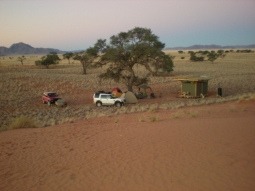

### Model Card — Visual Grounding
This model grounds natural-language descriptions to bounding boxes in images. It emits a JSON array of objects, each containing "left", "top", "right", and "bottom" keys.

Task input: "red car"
[{"left": 42, "top": 92, "right": 60, "bottom": 105}]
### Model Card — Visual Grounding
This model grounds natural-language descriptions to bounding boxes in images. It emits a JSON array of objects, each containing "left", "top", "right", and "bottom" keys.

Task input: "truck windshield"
[{"left": 48, "top": 93, "right": 57, "bottom": 97}]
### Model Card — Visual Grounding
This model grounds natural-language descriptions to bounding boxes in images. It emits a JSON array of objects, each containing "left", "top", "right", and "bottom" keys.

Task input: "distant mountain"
[
  {"left": 0, "top": 42, "right": 66, "bottom": 56},
  {"left": 1, "top": 42, "right": 254, "bottom": 56},
  {"left": 165, "top": 44, "right": 255, "bottom": 50}
]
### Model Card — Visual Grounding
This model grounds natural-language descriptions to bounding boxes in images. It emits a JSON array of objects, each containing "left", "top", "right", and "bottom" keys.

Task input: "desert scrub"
[
  {"left": 229, "top": 105, "right": 236, "bottom": 112},
  {"left": 170, "top": 111, "right": 182, "bottom": 119},
  {"left": 138, "top": 116, "right": 145, "bottom": 122},
  {"left": 147, "top": 105, "right": 157, "bottom": 113},
  {"left": 190, "top": 111, "right": 198, "bottom": 118},
  {"left": 148, "top": 116, "right": 159, "bottom": 122},
  {"left": 239, "top": 106, "right": 247, "bottom": 111},
  {"left": 8, "top": 116, "right": 37, "bottom": 130},
  {"left": 114, "top": 118, "right": 119, "bottom": 123}
]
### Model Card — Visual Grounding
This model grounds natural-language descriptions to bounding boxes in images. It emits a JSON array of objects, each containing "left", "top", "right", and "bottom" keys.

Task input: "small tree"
[
  {"left": 73, "top": 52, "right": 91, "bottom": 74},
  {"left": 63, "top": 52, "right": 74, "bottom": 64},
  {"left": 189, "top": 52, "right": 204, "bottom": 62},
  {"left": 217, "top": 50, "right": 227, "bottom": 59},
  {"left": 17, "top": 55, "right": 26, "bottom": 65},
  {"left": 207, "top": 51, "right": 219, "bottom": 64},
  {"left": 35, "top": 52, "right": 61, "bottom": 68}
]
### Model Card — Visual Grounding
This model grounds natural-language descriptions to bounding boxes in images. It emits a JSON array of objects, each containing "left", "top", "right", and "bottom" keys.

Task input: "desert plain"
[{"left": 0, "top": 50, "right": 255, "bottom": 191}]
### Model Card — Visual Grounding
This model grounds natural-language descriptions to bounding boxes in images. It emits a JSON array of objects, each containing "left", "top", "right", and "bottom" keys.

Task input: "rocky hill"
[{"left": 0, "top": 42, "right": 66, "bottom": 56}]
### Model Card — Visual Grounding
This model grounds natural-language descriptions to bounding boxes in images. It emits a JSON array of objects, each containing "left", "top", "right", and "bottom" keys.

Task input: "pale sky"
[{"left": 1, "top": 0, "right": 255, "bottom": 51}]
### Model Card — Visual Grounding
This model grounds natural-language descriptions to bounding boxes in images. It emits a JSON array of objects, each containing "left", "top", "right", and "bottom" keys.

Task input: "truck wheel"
[
  {"left": 96, "top": 102, "right": 102, "bottom": 107},
  {"left": 115, "top": 102, "right": 121, "bottom": 108}
]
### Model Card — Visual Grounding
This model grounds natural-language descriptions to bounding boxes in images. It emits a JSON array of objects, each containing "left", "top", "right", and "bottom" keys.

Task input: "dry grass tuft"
[
  {"left": 170, "top": 111, "right": 182, "bottom": 119},
  {"left": 148, "top": 116, "right": 159, "bottom": 122},
  {"left": 8, "top": 116, "right": 37, "bottom": 130},
  {"left": 239, "top": 106, "right": 247, "bottom": 111},
  {"left": 229, "top": 105, "right": 236, "bottom": 112},
  {"left": 114, "top": 118, "right": 119, "bottom": 123},
  {"left": 138, "top": 116, "right": 145, "bottom": 122},
  {"left": 190, "top": 111, "right": 198, "bottom": 118}
]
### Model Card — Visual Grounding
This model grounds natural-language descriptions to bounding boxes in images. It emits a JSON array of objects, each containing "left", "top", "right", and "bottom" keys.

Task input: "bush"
[
  {"left": 190, "top": 55, "right": 204, "bottom": 62},
  {"left": 148, "top": 116, "right": 159, "bottom": 122},
  {"left": 8, "top": 116, "right": 37, "bottom": 130}
]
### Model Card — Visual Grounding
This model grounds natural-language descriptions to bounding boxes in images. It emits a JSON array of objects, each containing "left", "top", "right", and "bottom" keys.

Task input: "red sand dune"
[{"left": 0, "top": 100, "right": 255, "bottom": 191}]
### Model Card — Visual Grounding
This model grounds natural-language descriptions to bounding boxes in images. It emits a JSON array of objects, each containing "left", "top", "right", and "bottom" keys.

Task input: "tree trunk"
[
  {"left": 82, "top": 63, "right": 87, "bottom": 74},
  {"left": 127, "top": 69, "right": 135, "bottom": 92}
]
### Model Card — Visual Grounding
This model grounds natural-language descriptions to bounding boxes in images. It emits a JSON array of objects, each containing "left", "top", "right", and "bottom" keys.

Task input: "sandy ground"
[{"left": 0, "top": 100, "right": 255, "bottom": 191}]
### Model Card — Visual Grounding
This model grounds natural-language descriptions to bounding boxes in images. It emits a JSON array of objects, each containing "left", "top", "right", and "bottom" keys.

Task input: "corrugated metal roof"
[{"left": 174, "top": 76, "right": 210, "bottom": 81}]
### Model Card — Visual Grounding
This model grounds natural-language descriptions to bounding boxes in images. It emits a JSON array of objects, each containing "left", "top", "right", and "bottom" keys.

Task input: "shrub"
[
  {"left": 139, "top": 116, "right": 145, "bottom": 122},
  {"left": 229, "top": 106, "right": 236, "bottom": 112},
  {"left": 190, "top": 111, "right": 198, "bottom": 118},
  {"left": 147, "top": 107, "right": 156, "bottom": 113},
  {"left": 8, "top": 116, "right": 37, "bottom": 130},
  {"left": 170, "top": 111, "right": 182, "bottom": 119},
  {"left": 148, "top": 116, "right": 159, "bottom": 122},
  {"left": 114, "top": 118, "right": 119, "bottom": 123}
]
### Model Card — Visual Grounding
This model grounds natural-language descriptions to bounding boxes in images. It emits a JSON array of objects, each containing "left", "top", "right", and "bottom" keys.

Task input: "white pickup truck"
[{"left": 93, "top": 92, "right": 126, "bottom": 107}]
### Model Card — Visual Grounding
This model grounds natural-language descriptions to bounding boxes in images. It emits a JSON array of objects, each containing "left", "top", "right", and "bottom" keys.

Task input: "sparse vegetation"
[
  {"left": 190, "top": 111, "right": 198, "bottom": 118},
  {"left": 0, "top": 50, "right": 254, "bottom": 131},
  {"left": 229, "top": 106, "right": 236, "bottom": 112},
  {"left": 207, "top": 51, "right": 219, "bottom": 64},
  {"left": 8, "top": 116, "right": 37, "bottom": 130},
  {"left": 139, "top": 116, "right": 145, "bottom": 122},
  {"left": 35, "top": 52, "right": 61, "bottom": 68},
  {"left": 147, "top": 104, "right": 158, "bottom": 113},
  {"left": 170, "top": 111, "right": 182, "bottom": 119},
  {"left": 114, "top": 118, "right": 119, "bottom": 123},
  {"left": 148, "top": 116, "right": 159, "bottom": 122},
  {"left": 17, "top": 55, "right": 26, "bottom": 65},
  {"left": 236, "top": 49, "right": 254, "bottom": 53},
  {"left": 240, "top": 106, "right": 247, "bottom": 111}
]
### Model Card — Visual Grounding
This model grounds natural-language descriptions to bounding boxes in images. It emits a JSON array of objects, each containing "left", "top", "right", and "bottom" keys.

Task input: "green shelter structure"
[{"left": 175, "top": 76, "right": 210, "bottom": 98}]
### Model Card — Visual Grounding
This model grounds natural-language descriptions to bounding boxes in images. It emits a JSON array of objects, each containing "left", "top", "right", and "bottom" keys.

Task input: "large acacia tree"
[{"left": 88, "top": 27, "right": 174, "bottom": 92}]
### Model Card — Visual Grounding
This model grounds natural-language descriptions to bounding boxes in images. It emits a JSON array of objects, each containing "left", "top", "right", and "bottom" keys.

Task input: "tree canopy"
[
  {"left": 72, "top": 51, "right": 96, "bottom": 74},
  {"left": 63, "top": 52, "right": 74, "bottom": 64},
  {"left": 35, "top": 52, "right": 61, "bottom": 68},
  {"left": 87, "top": 27, "right": 174, "bottom": 91},
  {"left": 17, "top": 55, "right": 26, "bottom": 65},
  {"left": 207, "top": 51, "right": 219, "bottom": 64}
]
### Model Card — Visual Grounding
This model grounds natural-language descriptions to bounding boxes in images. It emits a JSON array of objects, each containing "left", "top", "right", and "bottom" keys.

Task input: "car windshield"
[{"left": 48, "top": 93, "right": 57, "bottom": 97}]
